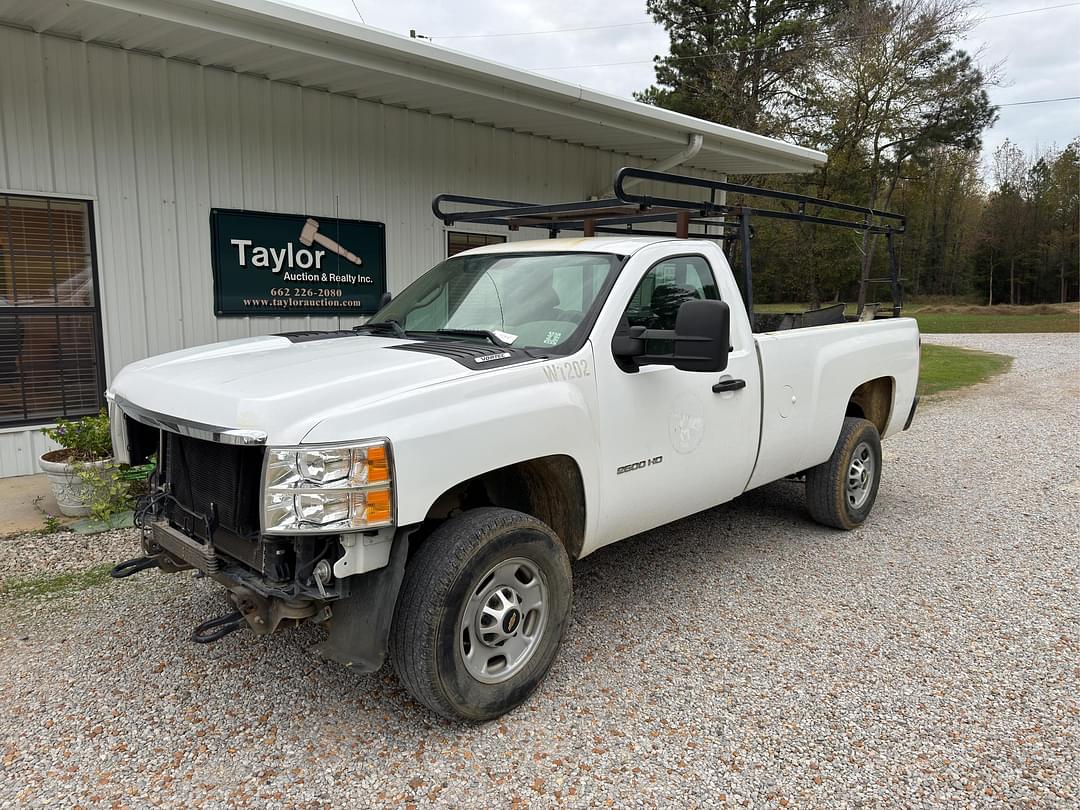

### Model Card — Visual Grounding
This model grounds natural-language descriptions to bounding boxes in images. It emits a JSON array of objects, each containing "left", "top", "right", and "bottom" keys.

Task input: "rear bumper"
[{"left": 903, "top": 395, "right": 919, "bottom": 430}]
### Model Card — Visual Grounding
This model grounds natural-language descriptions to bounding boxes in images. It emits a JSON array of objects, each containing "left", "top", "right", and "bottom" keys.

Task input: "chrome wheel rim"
[
  {"left": 459, "top": 557, "right": 547, "bottom": 684},
  {"left": 846, "top": 441, "right": 875, "bottom": 511}
]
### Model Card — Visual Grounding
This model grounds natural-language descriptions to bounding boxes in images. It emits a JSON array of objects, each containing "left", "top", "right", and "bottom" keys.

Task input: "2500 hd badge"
[{"left": 617, "top": 455, "right": 664, "bottom": 475}]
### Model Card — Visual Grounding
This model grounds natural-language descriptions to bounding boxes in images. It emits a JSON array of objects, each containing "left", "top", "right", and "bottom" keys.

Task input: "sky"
[{"left": 301, "top": 0, "right": 1079, "bottom": 166}]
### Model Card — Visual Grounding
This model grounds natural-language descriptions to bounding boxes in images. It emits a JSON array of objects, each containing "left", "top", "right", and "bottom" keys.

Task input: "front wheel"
[
  {"left": 805, "top": 417, "right": 882, "bottom": 529},
  {"left": 389, "top": 507, "right": 572, "bottom": 721}
]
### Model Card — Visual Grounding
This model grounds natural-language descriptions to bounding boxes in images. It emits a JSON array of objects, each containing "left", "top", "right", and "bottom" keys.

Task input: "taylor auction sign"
[{"left": 210, "top": 209, "right": 386, "bottom": 316}]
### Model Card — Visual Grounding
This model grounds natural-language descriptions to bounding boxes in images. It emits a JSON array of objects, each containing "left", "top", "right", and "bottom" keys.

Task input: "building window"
[
  {"left": 447, "top": 231, "right": 506, "bottom": 257},
  {"left": 0, "top": 194, "right": 105, "bottom": 427}
]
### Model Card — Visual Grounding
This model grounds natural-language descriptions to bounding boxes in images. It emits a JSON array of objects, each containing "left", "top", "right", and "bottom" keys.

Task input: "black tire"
[
  {"left": 805, "top": 417, "right": 882, "bottom": 530},
  {"left": 389, "top": 507, "right": 572, "bottom": 721}
]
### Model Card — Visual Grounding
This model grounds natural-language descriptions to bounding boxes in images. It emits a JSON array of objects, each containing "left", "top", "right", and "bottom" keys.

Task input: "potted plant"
[{"left": 39, "top": 411, "right": 114, "bottom": 517}]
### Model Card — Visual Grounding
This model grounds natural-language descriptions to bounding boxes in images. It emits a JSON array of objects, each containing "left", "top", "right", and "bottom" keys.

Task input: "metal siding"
[
  {"left": 0, "top": 30, "right": 51, "bottom": 190},
  {"left": 86, "top": 44, "right": 150, "bottom": 371},
  {"left": 168, "top": 58, "right": 214, "bottom": 349},
  {"left": 0, "top": 428, "right": 60, "bottom": 477},
  {"left": 41, "top": 38, "right": 97, "bottom": 198},
  {"left": 0, "top": 26, "right": 720, "bottom": 476},
  {"left": 131, "top": 52, "right": 185, "bottom": 357}
]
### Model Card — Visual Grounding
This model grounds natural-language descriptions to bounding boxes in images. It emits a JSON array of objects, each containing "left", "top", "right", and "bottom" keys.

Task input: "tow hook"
[
  {"left": 192, "top": 611, "right": 245, "bottom": 644},
  {"left": 109, "top": 556, "right": 160, "bottom": 579}
]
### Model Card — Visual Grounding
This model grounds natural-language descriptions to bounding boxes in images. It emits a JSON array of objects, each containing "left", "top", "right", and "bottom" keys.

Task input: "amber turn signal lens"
[
  {"left": 364, "top": 487, "right": 392, "bottom": 524},
  {"left": 364, "top": 445, "right": 390, "bottom": 484}
]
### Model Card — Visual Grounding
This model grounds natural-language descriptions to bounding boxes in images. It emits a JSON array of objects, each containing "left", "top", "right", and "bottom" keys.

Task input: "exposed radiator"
[{"left": 164, "top": 432, "right": 263, "bottom": 542}]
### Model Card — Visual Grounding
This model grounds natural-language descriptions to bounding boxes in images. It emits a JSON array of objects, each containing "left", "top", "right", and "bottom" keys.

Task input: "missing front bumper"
[{"left": 142, "top": 520, "right": 318, "bottom": 636}]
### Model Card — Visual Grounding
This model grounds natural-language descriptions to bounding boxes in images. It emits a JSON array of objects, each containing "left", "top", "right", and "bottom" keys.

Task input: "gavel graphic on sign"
[{"left": 299, "top": 217, "right": 363, "bottom": 266}]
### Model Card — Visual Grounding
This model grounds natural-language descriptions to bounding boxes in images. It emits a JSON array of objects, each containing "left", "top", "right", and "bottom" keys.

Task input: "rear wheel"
[
  {"left": 389, "top": 507, "right": 572, "bottom": 721},
  {"left": 806, "top": 417, "right": 882, "bottom": 529}
]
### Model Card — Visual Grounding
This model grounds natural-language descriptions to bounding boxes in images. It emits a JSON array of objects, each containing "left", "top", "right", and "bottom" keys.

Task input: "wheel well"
[
  {"left": 846, "top": 377, "right": 894, "bottom": 435},
  {"left": 422, "top": 455, "right": 587, "bottom": 560}
]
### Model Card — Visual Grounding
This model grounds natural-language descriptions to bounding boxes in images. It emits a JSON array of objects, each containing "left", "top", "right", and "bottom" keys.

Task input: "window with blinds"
[
  {"left": 447, "top": 231, "right": 506, "bottom": 257},
  {"left": 0, "top": 194, "right": 105, "bottom": 427}
]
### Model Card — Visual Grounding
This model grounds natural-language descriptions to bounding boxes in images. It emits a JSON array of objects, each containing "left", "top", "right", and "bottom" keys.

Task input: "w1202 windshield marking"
[{"left": 543, "top": 360, "right": 591, "bottom": 382}]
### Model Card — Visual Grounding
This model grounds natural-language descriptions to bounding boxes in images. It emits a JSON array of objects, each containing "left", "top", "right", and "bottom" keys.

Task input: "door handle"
[{"left": 712, "top": 378, "right": 746, "bottom": 393}]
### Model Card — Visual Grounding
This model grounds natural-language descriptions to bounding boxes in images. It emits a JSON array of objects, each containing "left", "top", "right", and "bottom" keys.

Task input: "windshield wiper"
[
  {"left": 354, "top": 319, "right": 407, "bottom": 338},
  {"left": 434, "top": 329, "right": 512, "bottom": 348}
]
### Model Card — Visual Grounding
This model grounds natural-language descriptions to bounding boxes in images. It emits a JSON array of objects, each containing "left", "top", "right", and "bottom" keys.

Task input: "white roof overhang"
[{"left": 0, "top": 0, "right": 827, "bottom": 175}]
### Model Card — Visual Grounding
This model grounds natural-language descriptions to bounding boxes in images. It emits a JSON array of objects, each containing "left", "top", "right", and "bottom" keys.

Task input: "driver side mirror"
[{"left": 612, "top": 299, "right": 731, "bottom": 373}]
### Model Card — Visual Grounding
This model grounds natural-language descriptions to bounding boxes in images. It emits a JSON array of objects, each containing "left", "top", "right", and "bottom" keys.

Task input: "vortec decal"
[
  {"left": 617, "top": 456, "right": 663, "bottom": 475},
  {"left": 475, "top": 352, "right": 513, "bottom": 363}
]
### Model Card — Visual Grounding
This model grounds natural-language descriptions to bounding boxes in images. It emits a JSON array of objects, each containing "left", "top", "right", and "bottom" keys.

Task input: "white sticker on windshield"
[
  {"left": 493, "top": 330, "right": 518, "bottom": 344},
  {"left": 543, "top": 331, "right": 563, "bottom": 346}
]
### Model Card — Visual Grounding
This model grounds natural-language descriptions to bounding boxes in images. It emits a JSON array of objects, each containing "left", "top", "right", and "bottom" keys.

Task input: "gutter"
[{"left": 595, "top": 133, "right": 703, "bottom": 198}]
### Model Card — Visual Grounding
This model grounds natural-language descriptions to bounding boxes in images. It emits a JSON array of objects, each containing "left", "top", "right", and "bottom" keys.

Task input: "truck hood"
[{"left": 108, "top": 334, "right": 471, "bottom": 444}]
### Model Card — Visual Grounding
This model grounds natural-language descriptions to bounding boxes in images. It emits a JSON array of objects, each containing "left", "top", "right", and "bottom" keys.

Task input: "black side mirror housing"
[
  {"left": 672, "top": 299, "right": 730, "bottom": 372},
  {"left": 610, "top": 326, "right": 646, "bottom": 361},
  {"left": 377, "top": 290, "right": 393, "bottom": 309},
  {"left": 612, "top": 299, "right": 731, "bottom": 373}
]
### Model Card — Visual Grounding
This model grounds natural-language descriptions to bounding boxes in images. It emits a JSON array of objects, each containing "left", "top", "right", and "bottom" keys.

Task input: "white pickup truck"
[{"left": 108, "top": 173, "right": 920, "bottom": 720}]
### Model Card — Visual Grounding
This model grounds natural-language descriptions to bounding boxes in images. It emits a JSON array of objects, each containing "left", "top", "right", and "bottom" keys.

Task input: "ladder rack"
[{"left": 432, "top": 167, "right": 907, "bottom": 322}]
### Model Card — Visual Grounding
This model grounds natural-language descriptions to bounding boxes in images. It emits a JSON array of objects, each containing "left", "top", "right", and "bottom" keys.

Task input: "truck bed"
[
  {"left": 746, "top": 317, "right": 920, "bottom": 490},
  {"left": 754, "top": 303, "right": 848, "bottom": 332}
]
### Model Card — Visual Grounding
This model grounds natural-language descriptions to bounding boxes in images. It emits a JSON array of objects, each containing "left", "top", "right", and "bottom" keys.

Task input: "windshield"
[{"left": 372, "top": 252, "right": 620, "bottom": 351}]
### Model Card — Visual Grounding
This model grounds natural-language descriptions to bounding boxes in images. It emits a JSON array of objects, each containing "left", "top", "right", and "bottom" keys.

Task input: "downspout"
[{"left": 596, "top": 133, "right": 703, "bottom": 198}]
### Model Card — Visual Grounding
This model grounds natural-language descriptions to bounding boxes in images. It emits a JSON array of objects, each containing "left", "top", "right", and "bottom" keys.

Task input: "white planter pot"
[{"left": 38, "top": 453, "right": 114, "bottom": 517}]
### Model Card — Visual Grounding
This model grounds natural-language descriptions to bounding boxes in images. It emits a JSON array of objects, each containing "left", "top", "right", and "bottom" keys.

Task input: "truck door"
[{"left": 590, "top": 250, "right": 761, "bottom": 548}]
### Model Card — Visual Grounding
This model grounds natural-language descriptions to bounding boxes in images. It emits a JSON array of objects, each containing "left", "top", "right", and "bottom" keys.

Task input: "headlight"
[{"left": 262, "top": 440, "right": 394, "bottom": 533}]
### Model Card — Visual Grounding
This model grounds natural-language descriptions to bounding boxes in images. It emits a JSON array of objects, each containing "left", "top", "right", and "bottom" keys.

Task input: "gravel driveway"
[{"left": 2, "top": 333, "right": 1077, "bottom": 808}]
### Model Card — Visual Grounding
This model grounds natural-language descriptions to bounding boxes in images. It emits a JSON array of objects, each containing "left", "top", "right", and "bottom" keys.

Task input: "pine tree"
[{"left": 635, "top": 0, "right": 842, "bottom": 137}]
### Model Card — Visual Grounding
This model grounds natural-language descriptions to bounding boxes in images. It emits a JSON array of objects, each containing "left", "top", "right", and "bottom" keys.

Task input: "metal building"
[{"left": 0, "top": 0, "right": 824, "bottom": 477}]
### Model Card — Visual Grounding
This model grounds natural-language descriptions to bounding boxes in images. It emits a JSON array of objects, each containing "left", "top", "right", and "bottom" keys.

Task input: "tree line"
[{"left": 638, "top": 0, "right": 1079, "bottom": 306}]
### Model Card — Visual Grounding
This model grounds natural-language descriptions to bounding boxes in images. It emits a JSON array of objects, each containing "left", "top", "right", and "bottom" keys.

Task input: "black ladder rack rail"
[
  {"left": 431, "top": 194, "right": 745, "bottom": 238},
  {"left": 614, "top": 168, "right": 907, "bottom": 319},
  {"left": 431, "top": 167, "right": 907, "bottom": 324}
]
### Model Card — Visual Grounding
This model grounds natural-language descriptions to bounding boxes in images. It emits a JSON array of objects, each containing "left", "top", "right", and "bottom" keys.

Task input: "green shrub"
[
  {"left": 42, "top": 411, "right": 112, "bottom": 462},
  {"left": 42, "top": 412, "right": 143, "bottom": 524},
  {"left": 76, "top": 462, "right": 135, "bottom": 525}
]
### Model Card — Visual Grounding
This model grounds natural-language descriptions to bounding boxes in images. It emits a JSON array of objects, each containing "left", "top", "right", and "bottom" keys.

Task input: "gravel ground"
[
  {"left": 1, "top": 333, "right": 1076, "bottom": 808},
  {"left": 0, "top": 527, "right": 139, "bottom": 579}
]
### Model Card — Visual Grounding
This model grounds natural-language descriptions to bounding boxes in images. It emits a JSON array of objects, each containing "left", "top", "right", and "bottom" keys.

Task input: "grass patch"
[
  {"left": 918, "top": 344, "right": 1012, "bottom": 397},
  {"left": 911, "top": 310, "right": 1077, "bottom": 334},
  {"left": 0, "top": 563, "right": 113, "bottom": 599}
]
